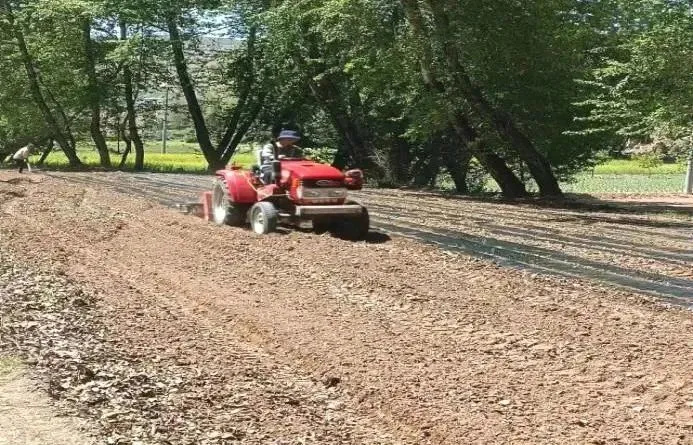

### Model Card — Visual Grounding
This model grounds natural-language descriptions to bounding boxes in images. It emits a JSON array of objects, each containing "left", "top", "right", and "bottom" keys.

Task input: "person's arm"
[{"left": 260, "top": 144, "right": 274, "bottom": 164}]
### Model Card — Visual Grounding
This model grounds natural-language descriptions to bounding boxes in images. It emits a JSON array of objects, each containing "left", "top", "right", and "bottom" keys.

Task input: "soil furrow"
[{"left": 370, "top": 217, "right": 693, "bottom": 307}]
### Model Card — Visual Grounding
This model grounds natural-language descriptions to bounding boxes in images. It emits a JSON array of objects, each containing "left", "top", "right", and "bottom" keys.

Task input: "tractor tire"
[
  {"left": 211, "top": 178, "right": 246, "bottom": 226},
  {"left": 349, "top": 206, "right": 370, "bottom": 240},
  {"left": 313, "top": 220, "right": 332, "bottom": 234},
  {"left": 250, "top": 201, "right": 278, "bottom": 235},
  {"left": 331, "top": 207, "right": 370, "bottom": 240}
]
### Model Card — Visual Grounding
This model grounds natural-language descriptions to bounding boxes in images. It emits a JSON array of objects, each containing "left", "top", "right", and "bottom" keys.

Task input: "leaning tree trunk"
[
  {"left": 167, "top": 15, "right": 220, "bottom": 169},
  {"left": 684, "top": 143, "right": 693, "bottom": 194},
  {"left": 120, "top": 21, "right": 145, "bottom": 170},
  {"left": 449, "top": 113, "right": 528, "bottom": 198},
  {"left": 36, "top": 138, "right": 53, "bottom": 166},
  {"left": 475, "top": 150, "right": 529, "bottom": 198},
  {"left": 1, "top": 0, "right": 81, "bottom": 166},
  {"left": 399, "top": 0, "right": 527, "bottom": 198},
  {"left": 40, "top": 80, "right": 78, "bottom": 150},
  {"left": 305, "top": 76, "right": 381, "bottom": 174},
  {"left": 118, "top": 127, "right": 132, "bottom": 169},
  {"left": 441, "top": 141, "right": 473, "bottom": 194},
  {"left": 422, "top": 0, "right": 563, "bottom": 197},
  {"left": 218, "top": 25, "right": 266, "bottom": 165},
  {"left": 82, "top": 19, "right": 111, "bottom": 168},
  {"left": 219, "top": 96, "right": 265, "bottom": 166}
]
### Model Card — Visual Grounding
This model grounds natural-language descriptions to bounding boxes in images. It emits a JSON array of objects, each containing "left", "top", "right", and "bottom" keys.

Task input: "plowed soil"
[
  {"left": 47, "top": 171, "right": 693, "bottom": 305},
  {"left": 1, "top": 171, "right": 692, "bottom": 444}
]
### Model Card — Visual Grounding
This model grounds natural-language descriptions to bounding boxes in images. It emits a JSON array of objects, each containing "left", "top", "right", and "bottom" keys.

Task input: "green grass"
[
  {"left": 560, "top": 159, "right": 687, "bottom": 193},
  {"left": 452, "top": 159, "right": 689, "bottom": 194},
  {"left": 35, "top": 140, "right": 258, "bottom": 173},
  {"left": 561, "top": 174, "right": 685, "bottom": 194},
  {"left": 478, "top": 174, "right": 685, "bottom": 194},
  {"left": 591, "top": 159, "right": 686, "bottom": 175}
]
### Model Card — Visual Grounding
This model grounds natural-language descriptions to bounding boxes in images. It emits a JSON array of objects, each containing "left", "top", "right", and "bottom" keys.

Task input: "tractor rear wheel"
[
  {"left": 250, "top": 201, "right": 278, "bottom": 234},
  {"left": 212, "top": 178, "right": 246, "bottom": 226},
  {"left": 345, "top": 206, "right": 370, "bottom": 240},
  {"left": 324, "top": 207, "right": 370, "bottom": 240}
]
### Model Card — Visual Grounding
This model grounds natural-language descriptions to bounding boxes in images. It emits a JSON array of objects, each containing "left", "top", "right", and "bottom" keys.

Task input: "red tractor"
[{"left": 208, "top": 143, "right": 369, "bottom": 239}]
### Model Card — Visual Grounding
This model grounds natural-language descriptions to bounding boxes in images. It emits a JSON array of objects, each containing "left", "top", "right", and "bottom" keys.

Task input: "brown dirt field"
[
  {"left": 355, "top": 189, "right": 692, "bottom": 281},
  {"left": 593, "top": 193, "right": 693, "bottom": 209},
  {"left": 0, "top": 358, "right": 93, "bottom": 445},
  {"left": 1, "top": 171, "right": 692, "bottom": 444},
  {"left": 44, "top": 172, "right": 693, "bottom": 302}
]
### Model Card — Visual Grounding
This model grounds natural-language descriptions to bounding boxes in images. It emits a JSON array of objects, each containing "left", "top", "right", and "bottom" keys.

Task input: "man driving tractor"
[{"left": 258, "top": 129, "right": 303, "bottom": 184}]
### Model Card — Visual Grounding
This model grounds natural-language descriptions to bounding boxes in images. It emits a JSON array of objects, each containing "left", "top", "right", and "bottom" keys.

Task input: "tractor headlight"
[
  {"left": 303, "top": 189, "right": 321, "bottom": 198},
  {"left": 328, "top": 189, "right": 347, "bottom": 198},
  {"left": 298, "top": 187, "right": 348, "bottom": 203}
]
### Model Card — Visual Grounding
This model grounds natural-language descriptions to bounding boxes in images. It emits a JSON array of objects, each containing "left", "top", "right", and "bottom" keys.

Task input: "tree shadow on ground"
[{"left": 378, "top": 187, "right": 692, "bottom": 220}]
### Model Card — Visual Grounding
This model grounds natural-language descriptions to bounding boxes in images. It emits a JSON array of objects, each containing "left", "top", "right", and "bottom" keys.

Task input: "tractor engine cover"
[{"left": 281, "top": 160, "right": 345, "bottom": 183}]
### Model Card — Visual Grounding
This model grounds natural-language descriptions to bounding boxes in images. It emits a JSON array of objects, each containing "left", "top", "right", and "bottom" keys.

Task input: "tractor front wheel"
[{"left": 250, "top": 201, "right": 278, "bottom": 235}]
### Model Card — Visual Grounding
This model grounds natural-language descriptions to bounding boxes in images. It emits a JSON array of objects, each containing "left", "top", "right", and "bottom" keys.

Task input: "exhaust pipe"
[
  {"left": 272, "top": 160, "right": 281, "bottom": 185},
  {"left": 270, "top": 140, "right": 282, "bottom": 185}
]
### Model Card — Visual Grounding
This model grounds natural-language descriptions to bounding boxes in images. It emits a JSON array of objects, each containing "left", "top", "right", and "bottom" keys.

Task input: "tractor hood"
[{"left": 282, "top": 160, "right": 345, "bottom": 181}]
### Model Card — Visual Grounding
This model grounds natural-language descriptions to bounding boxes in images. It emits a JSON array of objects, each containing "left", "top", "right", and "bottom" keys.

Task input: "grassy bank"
[
  {"left": 36, "top": 141, "right": 257, "bottom": 173},
  {"left": 591, "top": 159, "right": 686, "bottom": 175},
  {"left": 564, "top": 160, "right": 686, "bottom": 193},
  {"left": 560, "top": 174, "right": 685, "bottom": 194}
]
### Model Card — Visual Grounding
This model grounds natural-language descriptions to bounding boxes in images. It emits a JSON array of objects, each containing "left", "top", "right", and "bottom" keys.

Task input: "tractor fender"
[{"left": 215, "top": 170, "right": 257, "bottom": 204}]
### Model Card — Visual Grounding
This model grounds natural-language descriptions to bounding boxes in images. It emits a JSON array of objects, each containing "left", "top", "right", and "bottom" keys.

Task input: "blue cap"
[{"left": 277, "top": 129, "right": 301, "bottom": 141}]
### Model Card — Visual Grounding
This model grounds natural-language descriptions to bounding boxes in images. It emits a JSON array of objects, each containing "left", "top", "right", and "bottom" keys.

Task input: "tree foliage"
[
  {"left": 574, "top": 0, "right": 692, "bottom": 158},
  {"left": 0, "top": 0, "right": 689, "bottom": 194}
]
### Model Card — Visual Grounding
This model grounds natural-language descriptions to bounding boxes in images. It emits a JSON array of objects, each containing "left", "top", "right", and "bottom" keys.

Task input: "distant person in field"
[
  {"left": 258, "top": 129, "right": 303, "bottom": 183},
  {"left": 11, "top": 143, "right": 36, "bottom": 173}
]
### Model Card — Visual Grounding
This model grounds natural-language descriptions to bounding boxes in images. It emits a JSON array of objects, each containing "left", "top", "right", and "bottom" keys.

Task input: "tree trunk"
[
  {"left": 81, "top": 19, "right": 111, "bottom": 168},
  {"left": 421, "top": 0, "right": 563, "bottom": 197},
  {"left": 219, "top": 95, "right": 265, "bottom": 165},
  {"left": 217, "top": 25, "right": 266, "bottom": 164},
  {"left": 37, "top": 138, "right": 53, "bottom": 166},
  {"left": 167, "top": 15, "right": 219, "bottom": 169},
  {"left": 119, "top": 128, "right": 132, "bottom": 169},
  {"left": 332, "top": 144, "right": 350, "bottom": 170},
  {"left": 305, "top": 76, "right": 382, "bottom": 174},
  {"left": 120, "top": 21, "right": 145, "bottom": 170},
  {"left": 448, "top": 113, "right": 528, "bottom": 198},
  {"left": 412, "top": 149, "right": 441, "bottom": 188},
  {"left": 1, "top": 0, "right": 81, "bottom": 166},
  {"left": 387, "top": 137, "right": 413, "bottom": 184},
  {"left": 684, "top": 147, "right": 693, "bottom": 194},
  {"left": 441, "top": 141, "right": 472, "bottom": 194},
  {"left": 474, "top": 151, "right": 528, "bottom": 198},
  {"left": 291, "top": 29, "right": 381, "bottom": 173},
  {"left": 40, "top": 79, "right": 78, "bottom": 150}
]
